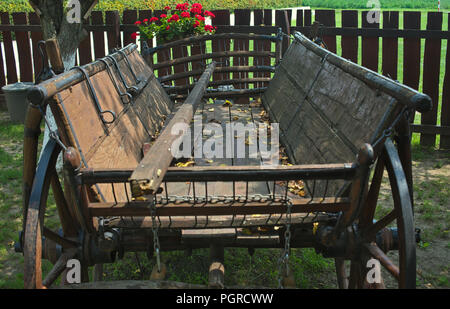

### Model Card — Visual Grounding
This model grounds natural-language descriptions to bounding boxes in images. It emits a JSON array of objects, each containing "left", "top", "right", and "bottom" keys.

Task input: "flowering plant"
[{"left": 132, "top": 3, "right": 216, "bottom": 44}]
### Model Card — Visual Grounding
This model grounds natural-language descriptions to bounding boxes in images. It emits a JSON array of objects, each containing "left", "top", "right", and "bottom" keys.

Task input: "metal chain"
[
  {"left": 277, "top": 199, "right": 292, "bottom": 289},
  {"left": 150, "top": 195, "right": 161, "bottom": 272}
]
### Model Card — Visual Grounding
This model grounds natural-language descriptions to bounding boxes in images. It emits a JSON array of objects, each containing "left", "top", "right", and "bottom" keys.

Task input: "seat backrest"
[{"left": 47, "top": 44, "right": 173, "bottom": 202}]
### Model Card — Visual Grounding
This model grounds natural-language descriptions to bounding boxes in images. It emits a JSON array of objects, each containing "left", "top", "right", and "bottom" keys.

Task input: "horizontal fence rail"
[{"left": 0, "top": 9, "right": 449, "bottom": 149}]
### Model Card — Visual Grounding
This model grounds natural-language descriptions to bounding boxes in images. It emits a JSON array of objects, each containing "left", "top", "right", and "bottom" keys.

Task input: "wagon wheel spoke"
[
  {"left": 364, "top": 209, "right": 397, "bottom": 240},
  {"left": 43, "top": 227, "right": 79, "bottom": 249},
  {"left": 363, "top": 243, "right": 399, "bottom": 280},
  {"left": 42, "top": 249, "right": 77, "bottom": 288}
]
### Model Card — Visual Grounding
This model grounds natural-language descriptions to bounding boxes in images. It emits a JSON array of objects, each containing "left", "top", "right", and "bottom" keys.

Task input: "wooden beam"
[{"left": 130, "top": 62, "right": 216, "bottom": 197}]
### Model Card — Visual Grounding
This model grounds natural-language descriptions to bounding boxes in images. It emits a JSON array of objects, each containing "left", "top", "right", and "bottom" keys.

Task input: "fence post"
[
  {"left": 440, "top": 13, "right": 450, "bottom": 149},
  {"left": 421, "top": 12, "right": 443, "bottom": 147},
  {"left": 105, "top": 11, "right": 120, "bottom": 52}
]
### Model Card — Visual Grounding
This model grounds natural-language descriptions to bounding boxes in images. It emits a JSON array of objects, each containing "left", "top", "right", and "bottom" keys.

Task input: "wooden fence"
[{"left": 0, "top": 9, "right": 449, "bottom": 149}]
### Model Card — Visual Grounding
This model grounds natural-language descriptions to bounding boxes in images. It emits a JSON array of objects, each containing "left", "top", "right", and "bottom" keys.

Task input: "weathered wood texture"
[
  {"left": 49, "top": 45, "right": 173, "bottom": 202},
  {"left": 262, "top": 35, "right": 402, "bottom": 195}
]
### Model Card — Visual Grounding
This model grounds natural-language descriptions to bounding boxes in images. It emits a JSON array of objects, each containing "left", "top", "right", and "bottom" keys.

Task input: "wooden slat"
[
  {"left": 78, "top": 18, "right": 92, "bottom": 65},
  {"left": 211, "top": 10, "right": 230, "bottom": 81},
  {"left": 341, "top": 10, "right": 358, "bottom": 63},
  {"left": 122, "top": 10, "right": 138, "bottom": 46},
  {"left": 275, "top": 10, "right": 291, "bottom": 54},
  {"left": 1, "top": 12, "right": 18, "bottom": 84},
  {"left": 362, "top": 11, "right": 379, "bottom": 72},
  {"left": 105, "top": 11, "right": 121, "bottom": 52},
  {"left": 420, "top": 12, "right": 443, "bottom": 147},
  {"left": 171, "top": 41, "right": 189, "bottom": 87},
  {"left": 296, "top": 9, "right": 304, "bottom": 28},
  {"left": 440, "top": 13, "right": 450, "bottom": 149},
  {"left": 315, "top": 10, "right": 336, "bottom": 53},
  {"left": 403, "top": 11, "right": 421, "bottom": 90},
  {"left": 91, "top": 11, "right": 106, "bottom": 59},
  {"left": 382, "top": 11, "right": 399, "bottom": 80},
  {"left": 0, "top": 22, "right": 6, "bottom": 92},
  {"left": 411, "top": 124, "right": 450, "bottom": 136},
  {"left": 304, "top": 9, "right": 312, "bottom": 27},
  {"left": 234, "top": 9, "right": 251, "bottom": 95},
  {"left": 262, "top": 9, "right": 273, "bottom": 87},
  {"left": 253, "top": 9, "right": 264, "bottom": 88},
  {"left": 138, "top": 10, "right": 153, "bottom": 53},
  {"left": 12, "top": 12, "right": 33, "bottom": 82},
  {"left": 28, "top": 13, "right": 44, "bottom": 81}
]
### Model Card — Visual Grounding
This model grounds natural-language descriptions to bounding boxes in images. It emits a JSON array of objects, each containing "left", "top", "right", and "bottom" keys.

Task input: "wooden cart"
[{"left": 17, "top": 31, "right": 431, "bottom": 289}]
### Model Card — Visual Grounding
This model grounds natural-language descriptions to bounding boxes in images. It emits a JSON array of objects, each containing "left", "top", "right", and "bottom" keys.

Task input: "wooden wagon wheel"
[
  {"left": 22, "top": 107, "right": 87, "bottom": 289},
  {"left": 335, "top": 138, "right": 416, "bottom": 289}
]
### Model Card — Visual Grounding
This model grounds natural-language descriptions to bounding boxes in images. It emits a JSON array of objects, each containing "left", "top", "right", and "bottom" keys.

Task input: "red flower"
[
  {"left": 150, "top": 17, "right": 159, "bottom": 23},
  {"left": 143, "top": 18, "right": 149, "bottom": 23},
  {"left": 190, "top": 7, "right": 202, "bottom": 15},
  {"left": 192, "top": 3, "right": 203, "bottom": 10},
  {"left": 166, "top": 25, "right": 170, "bottom": 30},
  {"left": 131, "top": 32, "right": 139, "bottom": 39},
  {"left": 196, "top": 14, "right": 205, "bottom": 21},
  {"left": 176, "top": 3, "right": 189, "bottom": 11},
  {"left": 204, "top": 11, "right": 215, "bottom": 18},
  {"left": 204, "top": 24, "right": 214, "bottom": 32},
  {"left": 168, "top": 14, "right": 180, "bottom": 22},
  {"left": 134, "top": 20, "right": 141, "bottom": 25},
  {"left": 181, "top": 11, "right": 190, "bottom": 18},
  {"left": 164, "top": 6, "right": 171, "bottom": 10},
  {"left": 193, "top": 20, "right": 200, "bottom": 28},
  {"left": 160, "top": 14, "right": 167, "bottom": 18}
]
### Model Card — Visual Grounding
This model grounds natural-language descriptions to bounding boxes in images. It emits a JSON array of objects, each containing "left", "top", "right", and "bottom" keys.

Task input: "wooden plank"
[
  {"left": 0, "top": 24, "right": 6, "bottom": 92},
  {"left": 341, "top": 10, "right": 358, "bottom": 63},
  {"left": 296, "top": 9, "right": 304, "bottom": 28},
  {"left": 122, "top": 10, "right": 138, "bottom": 46},
  {"left": 105, "top": 11, "right": 121, "bottom": 52},
  {"left": 78, "top": 18, "right": 92, "bottom": 65},
  {"left": 304, "top": 9, "right": 312, "bottom": 27},
  {"left": 29, "top": 13, "right": 44, "bottom": 82},
  {"left": 361, "top": 11, "right": 379, "bottom": 72},
  {"left": 275, "top": 10, "right": 291, "bottom": 54},
  {"left": 440, "top": 13, "right": 450, "bottom": 149},
  {"left": 253, "top": 9, "right": 264, "bottom": 88},
  {"left": 154, "top": 10, "right": 171, "bottom": 81},
  {"left": 382, "top": 11, "right": 399, "bottom": 80},
  {"left": 315, "top": 10, "right": 336, "bottom": 53},
  {"left": 411, "top": 124, "right": 450, "bottom": 136},
  {"left": 13, "top": 12, "right": 34, "bottom": 82},
  {"left": 91, "top": 11, "right": 106, "bottom": 59},
  {"left": 403, "top": 11, "right": 421, "bottom": 90},
  {"left": 171, "top": 42, "right": 189, "bottom": 87},
  {"left": 1, "top": 12, "right": 18, "bottom": 84},
  {"left": 420, "top": 12, "right": 443, "bottom": 147},
  {"left": 234, "top": 9, "right": 251, "bottom": 96},
  {"left": 263, "top": 10, "right": 273, "bottom": 87},
  {"left": 211, "top": 10, "right": 230, "bottom": 81}
]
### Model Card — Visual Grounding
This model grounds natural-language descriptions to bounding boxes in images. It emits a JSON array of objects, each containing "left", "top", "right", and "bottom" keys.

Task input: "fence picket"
[
  {"left": 440, "top": 13, "right": 450, "bottom": 149},
  {"left": 421, "top": 12, "right": 443, "bottom": 147},
  {"left": 1, "top": 12, "right": 18, "bottom": 85},
  {"left": 92, "top": 11, "right": 106, "bottom": 59},
  {"left": 315, "top": 10, "right": 336, "bottom": 53},
  {"left": 362, "top": 11, "right": 379, "bottom": 72},
  {"left": 341, "top": 10, "right": 358, "bottom": 63},
  {"left": 403, "top": 11, "right": 421, "bottom": 90},
  {"left": 382, "top": 11, "right": 399, "bottom": 80}
]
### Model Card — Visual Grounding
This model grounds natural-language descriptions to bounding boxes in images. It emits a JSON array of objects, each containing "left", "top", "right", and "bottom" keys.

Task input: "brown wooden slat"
[
  {"left": 234, "top": 9, "right": 251, "bottom": 95},
  {"left": 315, "top": 10, "right": 336, "bottom": 53},
  {"left": 263, "top": 9, "right": 273, "bottom": 87},
  {"left": 411, "top": 124, "right": 450, "bottom": 136},
  {"left": 296, "top": 9, "right": 304, "bottom": 28},
  {"left": 440, "top": 13, "right": 450, "bottom": 149},
  {"left": 341, "top": 10, "right": 358, "bottom": 63},
  {"left": 304, "top": 9, "right": 312, "bottom": 27},
  {"left": 91, "top": 11, "right": 105, "bottom": 59},
  {"left": 421, "top": 12, "right": 443, "bottom": 147},
  {"left": 78, "top": 18, "right": 92, "bottom": 65},
  {"left": 403, "top": 11, "right": 421, "bottom": 90},
  {"left": 253, "top": 9, "right": 264, "bottom": 88},
  {"left": 211, "top": 10, "right": 230, "bottom": 81},
  {"left": 362, "top": 11, "right": 379, "bottom": 72},
  {"left": 0, "top": 24, "right": 6, "bottom": 92},
  {"left": 122, "top": 10, "right": 138, "bottom": 46},
  {"left": 1, "top": 12, "right": 18, "bottom": 84},
  {"left": 28, "top": 13, "right": 44, "bottom": 82},
  {"left": 12, "top": 13, "right": 33, "bottom": 82},
  {"left": 105, "top": 11, "right": 121, "bottom": 52},
  {"left": 382, "top": 11, "right": 399, "bottom": 80},
  {"left": 171, "top": 41, "right": 189, "bottom": 86},
  {"left": 275, "top": 10, "right": 291, "bottom": 54}
]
